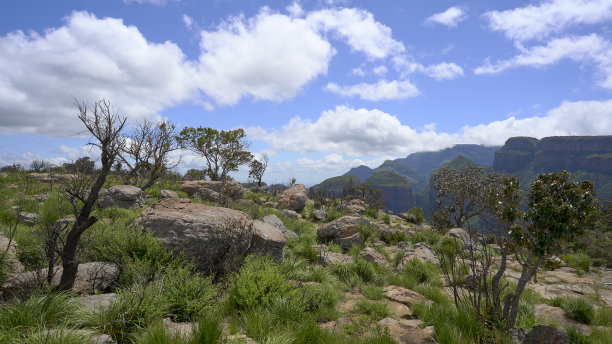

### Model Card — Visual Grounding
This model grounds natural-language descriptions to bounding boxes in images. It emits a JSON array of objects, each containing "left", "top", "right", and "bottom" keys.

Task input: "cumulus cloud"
[
  {"left": 306, "top": 8, "right": 405, "bottom": 59},
  {"left": 182, "top": 14, "right": 194, "bottom": 30},
  {"left": 483, "top": 0, "right": 612, "bottom": 42},
  {"left": 197, "top": 9, "right": 334, "bottom": 106},
  {"left": 425, "top": 6, "right": 467, "bottom": 27},
  {"left": 0, "top": 11, "right": 198, "bottom": 136},
  {"left": 324, "top": 80, "right": 419, "bottom": 100},
  {"left": 123, "top": 0, "right": 175, "bottom": 5},
  {"left": 474, "top": 34, "right": 612, "bottom": 88},
  {"left": 394, "top": 57, "right": 464, "bottom": 81},
  {"left": 250, "top": 99, "right": 612, "bottom": 157}
]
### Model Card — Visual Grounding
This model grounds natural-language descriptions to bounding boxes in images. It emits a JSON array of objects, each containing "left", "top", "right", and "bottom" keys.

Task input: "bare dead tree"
[
  {"left": 119, "top": 119, "right": 181, "bottom": 191},
  {"left": 56, "top": 99, "right": 126, "bottom": 291}
]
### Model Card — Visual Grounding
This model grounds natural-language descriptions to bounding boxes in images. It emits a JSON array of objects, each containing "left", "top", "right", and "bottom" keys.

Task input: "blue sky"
[{"left": 1, "top": 0, "right": 611, "bottom": 185}]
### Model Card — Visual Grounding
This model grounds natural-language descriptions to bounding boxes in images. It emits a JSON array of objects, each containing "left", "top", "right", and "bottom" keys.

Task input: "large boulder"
[
  {"left": 1, "top": 262, "right": 119, "bottom": 298},
  {"left": 523, "top": 325, "right": 570, "bottom": 344},
  {"left": 396, "top": 242, "right": 439, "bottom": 271},
  {"left": 18, "top": 212, "right": 40, "bottom": 226},
  {"left": 179, "top": 180, "right": 245, "bottom": 201},
  {"left": 278, "top": 184, "right": 308, "bottom": 211},
  {"left": 358, "top": 247, "right": 389, "bottom": 266},
  {"left": 136, "top": 198, "right": 285, "bottom": 274},
  {"left": 317, "top": 216, "right": 369, "bottom": 249},
  {"left": 313, "top": 245, "right": 353, "bottom": 266},
  {"left": 0, "top": 233, "right": 24, "bottom": 274},
  {"left": 98, "top": 185, "right": 146, "bottom": 209}
]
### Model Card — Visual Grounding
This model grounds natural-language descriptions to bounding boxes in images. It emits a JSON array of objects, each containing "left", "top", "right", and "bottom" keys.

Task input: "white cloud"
[
  {"left": 286, "top": 2, "right": 304, "bottom": 18},
  {"left": 123, "top": 0, "right": 173, "bottom": 5},
  {"left": 324, "top": 80, "right": 419, "bottom": 101},
  {"left": 393, "top": 57, "right": 464, "bottom": 81},
  {"left": 350, "top": 67, "right": 366, "bottom": 76},
  {"left": 372, "top": 65, "right": 388, "bottom": 76},
  {"left": 474, "top": 34, "right": 612, "bottom": 88},
  {"left": 197, "top": 9, "right": 334, "bottom": 106},
  {"left": 425, "top": 6, "right": 467, "bottom": 27},
  {"left": 250, "top": 99, "right": 612, "bottom": 157},
  {"left": 0, "top": 11, "right": 198, "bottom": 136},
  {"left": 483, "top": 0, "right": 612, "bottom": 42},
  {"left": 306, "top": 8, "right": 405, "bottom": 59},
  {"left": 182, "top": 14, "right": 194, "bottom": 30}
]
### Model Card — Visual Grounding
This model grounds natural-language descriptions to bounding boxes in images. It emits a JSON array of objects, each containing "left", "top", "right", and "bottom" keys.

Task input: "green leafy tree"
[
  {"left": 431, "top": 166, "right": 501, "bottom": 228},
  {"left": 248, "top": 153, "right": 268, "bottom": 187},
  {"left": 176, "top": 127, "right": 252, "bottom": 181}
]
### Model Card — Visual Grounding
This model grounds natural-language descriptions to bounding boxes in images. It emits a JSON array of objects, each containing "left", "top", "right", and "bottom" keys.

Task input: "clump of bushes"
[{"left": 561, "top": 253, "right": 592, "bottom": 274}]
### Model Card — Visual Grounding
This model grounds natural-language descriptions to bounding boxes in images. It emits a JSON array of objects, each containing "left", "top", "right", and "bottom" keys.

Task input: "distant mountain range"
[{"left": 312, "top": 136, "right": 612, "bottom": 214}]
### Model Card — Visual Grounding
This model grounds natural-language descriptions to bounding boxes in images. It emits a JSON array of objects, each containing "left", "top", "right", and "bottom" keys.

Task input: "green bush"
[
  {"left": 300, "top": 283, "right": 340, "bottom": 315},
  {"left": 162, "top": 265, "right": 218, "bottom": 321},
  {"left": 382, "top": 214, "right": 391, "bottom": 225},
  {"left": 190, "top": 312, "right": 223, "bottom": 344},
  {"left": 326, "top": 206, "right": 348, "bottom": 222},
  {"left": 354, "top": 300, "right": 391, "bottom": 321},
  {"left": 22, "top": 328, "right": 92, "bottom": 344},
  {"left": 561, "top": 253, "right": 592, "bottom": 273},
  {"left": 410, "top": 229, "right": 442, "bottom": 247},
  {"left": 361, "top": 284, "right": 384, "bottom": 300},
  {"left": 406, "top": 207, "right": 424, "bottom": 225},
  {"left": 365, "top": 208, "right": 378, "bottom": 219},
  {"left": 227, "top": 255, "right": 292, "bottom": 310},
  {"left": 400, "top": 258, "right": 440, "bottom": 285}
]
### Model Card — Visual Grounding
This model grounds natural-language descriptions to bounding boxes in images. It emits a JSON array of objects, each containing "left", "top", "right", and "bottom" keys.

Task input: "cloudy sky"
[{"left": 1, "top": 0, "right": 611, "bottom": 185}]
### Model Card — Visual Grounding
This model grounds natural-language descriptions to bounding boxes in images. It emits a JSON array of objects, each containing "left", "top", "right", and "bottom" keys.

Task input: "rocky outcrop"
[
  {"left": 317, "top": 216, "right": 369, "bottom": 249},
  {"left": 278, "top": 184, "right": 308, "bottom": 211},
  {"left": 313, "top": 245, "right": 353, "bottom": 266},
  {"left": 358, "top": 247, "right": 389, "bottom": 266},
  {"left": 98, "top": 185, "right": 146, "bottom": 209},
  {"left": 179, "top": 180, "right": 245, "bottom": 202},
  {"left": 160, "top": 189, "right": 179, "bottom": 199},
  {"left": 18, "top": 212, "right": 40, "bottom": 225},
  {"left": 136, "top": 198, "right": 285, "bottom": 274},
  {"left": 27, "top": 173, "right": 75, "bottom": 183},
  {"left": 523, "top": 325, "right": 570, "bottom": 344},
  {"left": 494, "top": 136, "right": 612, "bottom": 174},
  {"left": 396, "top": 242, "right": 439, "bottom": 270},
  {"left": 1, "top": 262, "right": 119, "bottom": 297}
]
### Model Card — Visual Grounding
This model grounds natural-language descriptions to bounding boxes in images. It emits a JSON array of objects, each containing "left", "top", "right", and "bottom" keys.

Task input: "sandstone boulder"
[
  {"left": 18, "top": 212, "right": 39, "bottom": 225},
  {"left": 98, "top": 185, "right": 145, "bottom": 209},
  {"left": 263, "top": 214, "right": 297, "bottom": 239},
  {"left": 383, "top": 285, "right": 426, "bottom": 306},
  {"left": 278, "top": 184, "right": 308, "bottom": 211},
  {"left": 250, "top": 220, "right": 286, "bottom": 262},
  {"left": 1, "top": 262, "right": 119, "bottom": 298},
  {"left": 179, "top": 180, "right": 245, "bottom": 201},
  {"left": 311, "top": 209, "right": 327, "bottom": 222},
  {"left": 358, "top": 247, "right": 389, "bottom": 266},
  {"left": 313, "top": 245, "right": 353, "bottom": 266},
  {"left": 137, "top": 198, "right": 285, "bottom": 274},
  {"left": 280, "top": 209, "right": 300, "bottom": 218},
  {"left": 396, "top": 242, "right": 439, "bottom": 271},
  {"left": 523, "top": 325, "right": 570, "bottom": 344},
  {"left": 317, "top": 216, "right": 369, "bottom": 249},
  {"left": 160, "top": 189, "right": 179, "bottom": 199},
  {"left": 0, "top": 233, "right": 24, "bottom": 274}
]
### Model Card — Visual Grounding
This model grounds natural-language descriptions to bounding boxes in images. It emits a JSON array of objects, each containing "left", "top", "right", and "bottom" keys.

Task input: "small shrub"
[
  {"left": 594, "top": 306, "right": 612, "bottom": 326},
  {"left": 162, "top": 265, "right": 218, "bottom": 321},
  {"left": 410, "top": 229, "right": 442, "bottom": 247},
  {"left": 22, "top": 328, "right": 92, "bottom": 344},
  {"left": 561, "top": 297, "right": 595, "bottom": 324},
  {"left": 356, "top": 223, "right": 379, "bottom": 244},
  {"left": 227, "top": 255, "right": 292, "bottom": 310},
  {"left": 382, "top": 214, "right": 391, "bottom": 225},
  {"left": 365, "top": 208, "right": 378, "bottom": 219},
  {"left": 400, "top": 258, "right": 440, "bottom": 285},
  {"left": 191, "top": 312, "right": 223, "bottom": 344},
  {"left": 361, "top": 284, "right": 384, "bottom": 300},
  {"left": 269, "top": 296, "right": 304, "bottom": 323},
  {"left": 354, "top": 300, "right": 391, "bottom": 321},
  {"left": 561, "top": 253, "right": 592, "bottom": 273},
  {"left": 406, "top": 207, "right": 424, "bottom": 224},
  {"left": 326, "top": 206, "right": 346, "bottom": 222},
  {"left": 300, "top": 283, "right": 340, "bottom": 315}
]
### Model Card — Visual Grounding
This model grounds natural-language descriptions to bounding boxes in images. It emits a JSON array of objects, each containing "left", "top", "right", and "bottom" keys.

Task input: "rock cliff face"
[{"left": 494, "top": 136, "right": 612, "bottom": 174}]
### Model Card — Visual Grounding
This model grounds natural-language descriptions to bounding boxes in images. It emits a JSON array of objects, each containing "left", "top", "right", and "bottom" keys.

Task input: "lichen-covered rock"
[
  {"left": 396, "top": 242, "right": 439, "bottom": 271},
  {"left": 18, "top": 212, "right": 39, "bottom": 226},
  {"left": 383, "top": 285, "right": 426, "bottom": 306},
  {"left": 523, "top": 325, "right": 570, "bottom": 344},
  {"left": 280, "top": 209, "right": 300, "bottom": 218},
  {"left": 98, "top": 185, "right": 145, "bottom": 209},
  {"left": 278, "top": 184, "right": 308, "bottom": 211},
  {"left": 311, "top": 209, "right": 327, "bottom": 222},
  {"left": 313, "top": 245, "right": 353, "bottom": 266}
]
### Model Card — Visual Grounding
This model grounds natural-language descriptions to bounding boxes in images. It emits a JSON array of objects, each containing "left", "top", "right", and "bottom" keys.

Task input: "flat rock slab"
[
  {"left": 383, "top": 285, "right": 426, "bottom": 306},
  {"left": 530, "top": 283, "right": 596, "bottom": 300},
  {"left": 76, "top": 293, "right": 117, "bottom": 314},
  {"left": 376, "top": 317, "right": 428, "bottom": 344},
  {"left": 534, "top": 304, "right": 591, "bottom": 335}
]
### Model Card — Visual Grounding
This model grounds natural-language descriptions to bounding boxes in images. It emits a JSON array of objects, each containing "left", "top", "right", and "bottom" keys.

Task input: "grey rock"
[
  {"left": 358, "top": 247, "right": 389, "bottom": 266},
  {"left": 18, "top": 212, "right": 39, "bottom": 225},
  {"left": 317, "top": 216, "right": 370, "bottom": 244},
  {"left": 313, "top": 245, "right": 353, "bottom": 266},
  {"left": 312, "top": 209, "right": 327, "bottom": 222},
  {"left": 179, "top": 180, "right": 245, "bottom": 201},
  {"left": 523, "top": 325, "right": 570, "bottom": 344},
  {"left": 280, "top": 209, "right": 300, "bottom": 218},
  {"left": 396, "top": 242, "right": 439, "bottom": 271},
  {"left": 250, "top": 220, "right": 286, "bottom": 262},
  {"left": 98, "top": 185, "right": 145, "bottom": 209},
  {"left": 263, "top": 214, "right": 297, "bottom": 238},
  {"left": 76, "top": 293, "right": 117, "bottom": 314}
]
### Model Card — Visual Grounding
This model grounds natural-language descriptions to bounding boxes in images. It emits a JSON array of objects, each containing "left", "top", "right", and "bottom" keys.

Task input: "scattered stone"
[
  {"left": 162, "top": 318, "right": 195, "bottom": 338},
  {"left": 278, "top": 184, "right": 308, "bottom": 211},
  {"left": 312, "top": 209, "right": 327, "bottom": 222},
  {"left": 398, "top": 212, "right": 418, "bottom": 223},
  {"left": 313, "top": 245, "right": 353, "bottom": 266},
  {"left": 18, "top": 212, "right": 39, "bottom": 225},
  {"left": 383, "top": 285, "right": 426, "bottom": 306},
  {"left": 358, "top": 247, "right": 389, "bottom": 266},
  {"left": 385, "top": 300, "right": 414, "bottom": 319},
  {"left": 523, "top": 325, "right": 570, "bottom": 344},
  {"left": 263, "top": 214, "right": 297, "bottom": 239},
  {"left": 280, "top": 209, "right": 300, "bottom": 219},
  {"left": 378, "top": 317, "right": 428, "bottom": 344},
  {"left": 76, "top": 293, "right": 117, "bottom": 314},
  {"left": 27, "top": 173, "right": 75, "bottom": 183},
  {"left": 263, "top": 201, "right": 279, "bottom": 208},
  {"left": 160, "top": 189, "right": 179, "bottom": 199},
  {"left": 319, "top": 321, "right": 337, "bottom": 332},
  {"left": 396, "top": 242, "right": 439, "bottom": 270},
  {"left": 98, "top": 185, "right": 146, "bottom": 209},
  {"left": 33, "top": 193, "right": 47, "bottom": 202},
  {"left": 2, "top": 262, "right": 119, "bottom": 298},
  {"left": 236, "top": 199, "right": 256, "bottom": 207},
  {"left": 422, "top": 326, "right": 436, "bottom": 341},
  {"left": 317, "top": 216, "right": 369, "bottom": 249}
]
